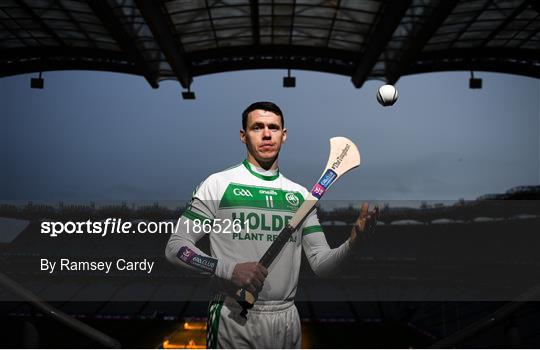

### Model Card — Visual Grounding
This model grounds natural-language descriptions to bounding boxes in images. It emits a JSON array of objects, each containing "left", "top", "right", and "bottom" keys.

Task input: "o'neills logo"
[
  {"left": 332, "top": 144, "right": 350, "bottom": 170},
  {"left": 259, "top": 189, "right": 278, "bottom": 196}
]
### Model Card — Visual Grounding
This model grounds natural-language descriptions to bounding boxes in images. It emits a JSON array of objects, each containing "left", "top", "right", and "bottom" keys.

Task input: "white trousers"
[{"left": 207, "top": 296, "right": 301, "bottom": 349}]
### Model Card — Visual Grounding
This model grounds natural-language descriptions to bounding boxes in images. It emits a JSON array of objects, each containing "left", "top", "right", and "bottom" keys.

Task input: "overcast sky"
[{"left": 1, "top": 69, "right": 539, "bottom": 204}]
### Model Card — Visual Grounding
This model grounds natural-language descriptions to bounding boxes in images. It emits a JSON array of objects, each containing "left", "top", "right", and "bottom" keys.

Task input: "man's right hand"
[{"left": 231, "top": 262, "right": 268, "bottom": 295}]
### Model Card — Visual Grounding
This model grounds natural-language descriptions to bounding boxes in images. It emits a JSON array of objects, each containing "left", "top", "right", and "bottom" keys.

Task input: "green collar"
[{"left": 242, "top": 159, "right": 280, "bottom": 181}]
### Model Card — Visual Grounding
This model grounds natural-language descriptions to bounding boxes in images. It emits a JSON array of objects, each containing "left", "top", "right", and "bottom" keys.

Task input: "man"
[{"left": 165, "top": 101, "right": 378, "bottom": 348}]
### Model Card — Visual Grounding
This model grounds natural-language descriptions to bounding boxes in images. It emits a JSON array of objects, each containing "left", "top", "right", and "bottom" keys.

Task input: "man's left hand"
[{"left": 349, "top": 202, "right": 379, "bottom": 249}]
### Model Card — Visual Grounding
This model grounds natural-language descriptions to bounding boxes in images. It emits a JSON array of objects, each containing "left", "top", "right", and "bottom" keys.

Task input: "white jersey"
[{"left": 166, "top": 159, "right": 351, "bottom": 302}]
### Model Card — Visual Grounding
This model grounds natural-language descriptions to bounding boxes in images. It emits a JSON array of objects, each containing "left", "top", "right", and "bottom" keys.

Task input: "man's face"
[{"left": 240, "top": 109, "right": 287, "bottom": 165}]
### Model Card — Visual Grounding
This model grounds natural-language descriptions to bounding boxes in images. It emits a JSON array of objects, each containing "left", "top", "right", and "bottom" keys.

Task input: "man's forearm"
[
  {"left": 303, "top": 232, "right": 352, "bottom": 277},
  {"left": 164, "top": 216, "right": 235, "bottom": 280}
]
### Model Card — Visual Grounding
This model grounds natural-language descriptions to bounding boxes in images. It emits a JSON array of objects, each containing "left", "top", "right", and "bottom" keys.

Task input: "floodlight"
[
  {"left": 283, "top": 69, "right": 296, "bottom": 88},
  {"left": 182, "top": 85, "right": 196, "bottom": 99},
  {"left": 469, "top": 71, "right": 482, "bottom": 89},
  {"left": 31, "top": 72, "right": 44, "bottom": 89}
]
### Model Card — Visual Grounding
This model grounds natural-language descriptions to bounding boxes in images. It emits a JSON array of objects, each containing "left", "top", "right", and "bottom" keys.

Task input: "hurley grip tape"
[{"left": 260, "top": 224, "right": 296, "bottom": 268}]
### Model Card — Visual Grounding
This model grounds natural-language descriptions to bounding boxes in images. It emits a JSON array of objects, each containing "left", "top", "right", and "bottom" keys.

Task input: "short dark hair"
[{"left": 242, "top": 101, "right": 284, "bottom": 130}]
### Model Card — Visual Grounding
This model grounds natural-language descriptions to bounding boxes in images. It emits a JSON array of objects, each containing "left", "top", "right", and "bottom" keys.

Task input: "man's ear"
[
  {"left": 240, "top": 129, "right": 246, "bottom": 144},
  {"left": 281, "top": 128, "right": 287, "bottom": 143}
]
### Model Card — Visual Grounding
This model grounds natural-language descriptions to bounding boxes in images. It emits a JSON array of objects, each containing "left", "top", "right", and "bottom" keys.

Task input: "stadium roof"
[{"left": 1, "top": 0, "right": 539, "bottom": 89}]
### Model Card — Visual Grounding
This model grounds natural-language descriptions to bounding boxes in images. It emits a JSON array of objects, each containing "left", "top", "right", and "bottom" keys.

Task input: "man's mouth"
[{"left": 260, "top": 143, "right": 274, "bottom": 150}]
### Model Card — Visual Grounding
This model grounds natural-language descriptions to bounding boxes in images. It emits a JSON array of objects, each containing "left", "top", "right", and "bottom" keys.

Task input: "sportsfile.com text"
[{"left": 40, "top": 218, "right": 249, "bottom": 238}]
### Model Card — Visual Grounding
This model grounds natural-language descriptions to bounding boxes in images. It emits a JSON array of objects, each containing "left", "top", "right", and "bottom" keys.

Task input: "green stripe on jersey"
[
  {"left": 219, "top": 183, "right": 304, "bottom": 212},
  {"left": 243, "top": 159, "right": 280, "bottom": 181},
  {"left": 302, "top": 225, "right": 323, "bottom": 236},
  {"left": 182, "top": 209, "right": 213, "bottom": 224}
]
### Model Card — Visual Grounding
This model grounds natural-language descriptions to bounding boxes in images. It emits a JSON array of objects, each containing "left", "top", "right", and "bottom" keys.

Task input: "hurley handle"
[
  {"left": 235, "top": 201, "right": 317, "bottom": 312},
  {"left": 234, "top": 224, "right": 296, "bottom": 311}
]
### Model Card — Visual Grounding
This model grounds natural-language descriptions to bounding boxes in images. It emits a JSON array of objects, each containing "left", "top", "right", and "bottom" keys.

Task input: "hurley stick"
[{"left": 236, "top": 137, "right": 361, "bottom": 315}]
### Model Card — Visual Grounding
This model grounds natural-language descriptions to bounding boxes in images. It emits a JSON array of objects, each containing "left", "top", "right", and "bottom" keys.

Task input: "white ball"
[{"left": 376, "top": 84, "right": 398, "bottom": 107}]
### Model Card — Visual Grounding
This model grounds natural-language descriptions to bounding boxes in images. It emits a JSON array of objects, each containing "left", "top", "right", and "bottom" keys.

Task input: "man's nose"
[{"left": 262, "top": 127, "right": 272, "bottom": 138}]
